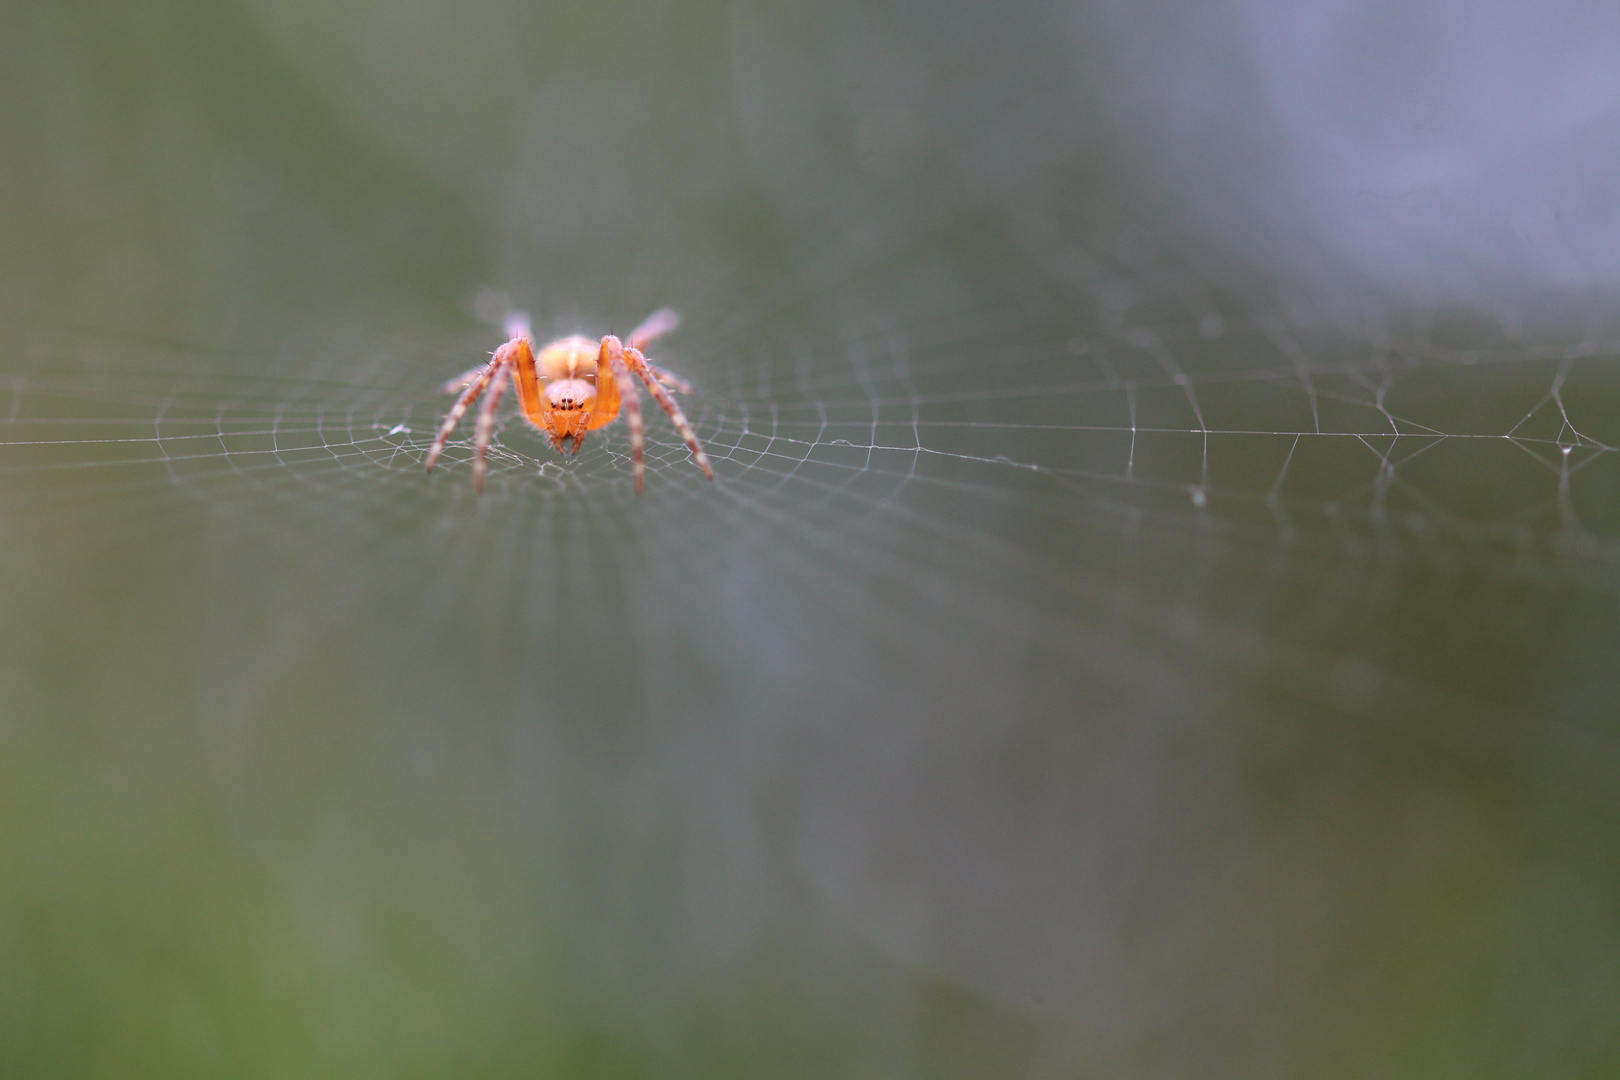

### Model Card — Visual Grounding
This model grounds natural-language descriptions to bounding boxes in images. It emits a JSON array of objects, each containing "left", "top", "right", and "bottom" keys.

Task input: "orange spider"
[{"left": 424, "top": 308, "right": 715, "bottom": 493}]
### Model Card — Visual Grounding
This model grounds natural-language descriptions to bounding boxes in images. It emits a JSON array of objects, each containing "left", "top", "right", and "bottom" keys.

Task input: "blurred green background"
[{"left": 3, "top": 1, "right": 1620, "bottom": 1077}]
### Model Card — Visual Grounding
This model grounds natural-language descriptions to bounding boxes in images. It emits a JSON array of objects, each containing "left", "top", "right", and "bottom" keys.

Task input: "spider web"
[
  {"left": 7, "top": 275, "right": 1619, "bottom": 612},
  {"left": 8, "top": 278, "right": 1620, "bottom": 1080},
  {"left": 6, "top": 262, "right": 1620, "bottom": 821},
  {"left": 6, "top": 1, "right": 1620, "bottom": 1076}
]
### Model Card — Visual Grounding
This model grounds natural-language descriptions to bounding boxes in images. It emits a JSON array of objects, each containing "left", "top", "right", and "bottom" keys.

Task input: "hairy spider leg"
[
  {"left": 645, "top": 362, "right": 691, "bottom": 394},
  {"left": 425, "top": 354, "right": 504, "bottom": 474},
  {"left": 602, "top": 336, "right": 716, "bottom": 487},
  {"left": 441, "top": 368, "right": 482, "bottom": 394},
  {"left": 470, "top": 355, "right": 511, "bottom": 492},
  {"left": 600, "top": 337, "right": 647, "bottom": 493},
  {"left": 504, "top": 311, "right": 532, "bottom": 342},
  {"left": 625, "top": 343, "right": 714, "bottom": 481},
  {"left": 628, "top": 308, "right": 680, "bottom": 352},
  {"left": 443, "top": 313, "right": 533, "bottom": 393}
]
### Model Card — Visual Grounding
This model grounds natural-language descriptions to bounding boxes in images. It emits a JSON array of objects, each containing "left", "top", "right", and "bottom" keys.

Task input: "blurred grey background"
[{"left": 3, "top": 1, "right": 1620, "bottom": 1077}]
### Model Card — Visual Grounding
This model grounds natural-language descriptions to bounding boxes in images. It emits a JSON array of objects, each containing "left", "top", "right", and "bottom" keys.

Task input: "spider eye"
[{"left": 547, "top": 377, "right": 595, "bottom": 412}]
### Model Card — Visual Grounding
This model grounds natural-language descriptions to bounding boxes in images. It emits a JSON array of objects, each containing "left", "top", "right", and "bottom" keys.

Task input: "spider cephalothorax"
[{"left": 424, "top": 308, "right": 714, "bottom": 493}]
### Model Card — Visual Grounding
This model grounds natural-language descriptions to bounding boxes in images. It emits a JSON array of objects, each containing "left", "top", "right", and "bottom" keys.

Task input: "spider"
[{"left": 424, "top": 308, "right": 715, "bottom": 493}]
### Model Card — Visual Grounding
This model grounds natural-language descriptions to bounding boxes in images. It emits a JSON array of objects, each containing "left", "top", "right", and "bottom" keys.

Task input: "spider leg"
[
  {"left": 441, "top": 365, "right": 487, "bottom": 395},
  {"left": 470, "top": 357, "right": 511, "bottom": 492},
  {"left": 601, "top": 336, "right": 646, "bottom": 493},
  {"left": 627, "top": 308, "right": 680, "bottom": 351},
  {"left": 503, "top": 310, "right": 532, "bottom": 342},
  {"left": 644, "top": 361, "right": 692, "bottom": 395},
  {"left": 425, "top": 358, "right": 501, "bottom": 473},
  {"left": 624, "top": 343, "right": 715, "bottom": 481}
]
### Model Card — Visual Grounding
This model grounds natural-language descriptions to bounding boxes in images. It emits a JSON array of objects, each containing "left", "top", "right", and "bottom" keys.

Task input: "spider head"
[{"left": 546, "top": 377, "right": 595, "bottom": 412}]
